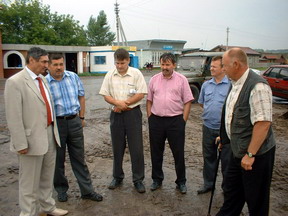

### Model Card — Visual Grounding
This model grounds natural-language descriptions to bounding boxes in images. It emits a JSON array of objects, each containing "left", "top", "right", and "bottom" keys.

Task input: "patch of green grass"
[
  {"left": 254, "top": 67, "right": 268, "bottom": 71},
  {"left": 140, "top": 67, "right": 160, "bottom": 73},
  {"left": 78, "top": 72, "right": 105, "bottom": 77}
]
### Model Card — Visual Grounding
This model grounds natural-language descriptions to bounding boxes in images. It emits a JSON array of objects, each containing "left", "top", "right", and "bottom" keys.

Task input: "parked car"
[
  {"left": 177, "top": 52, "right": 224, "bottom": 102},
  {"left": 262, "top": 65, "right": 288, "bottom": 100}
]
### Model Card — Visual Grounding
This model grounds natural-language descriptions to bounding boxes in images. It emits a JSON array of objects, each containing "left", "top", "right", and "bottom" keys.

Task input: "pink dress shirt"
[{"left": 147, "top": 71, "right": 194, "bottom": 117}]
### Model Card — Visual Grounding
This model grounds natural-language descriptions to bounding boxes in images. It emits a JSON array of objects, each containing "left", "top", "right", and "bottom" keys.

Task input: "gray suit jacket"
[{"left": 4, "top": 69, "right": 60, "bottom": 155}]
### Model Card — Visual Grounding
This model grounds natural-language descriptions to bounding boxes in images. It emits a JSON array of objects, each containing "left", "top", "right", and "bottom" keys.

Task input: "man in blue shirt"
[
  {"left": 197, "top": 56, "right": 231, "bottom": 194},
  {"left": 46, "top": 53, "right": 103, "bottom": 202}
]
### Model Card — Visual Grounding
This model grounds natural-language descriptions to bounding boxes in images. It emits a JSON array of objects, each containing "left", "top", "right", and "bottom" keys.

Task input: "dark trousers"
[
  {"left": 216, "top": 146, "right": 275, "bottom": 216},
  {"left": 202, "top": 125, "right": 231, "bottom": 190},
  {"left": 110, "top": 106, "right": 145, "bottom": 183},
  {"left": 54, "top": 116, "right": 94, "bottom": 196},
  {"left": 148, "top": 114, "right": 186, "bottom": 185}
]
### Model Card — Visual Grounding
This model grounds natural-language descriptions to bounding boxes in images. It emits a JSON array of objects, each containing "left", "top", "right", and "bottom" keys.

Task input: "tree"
[
  {"left": 50, "top": 13, "right": 88, "bottom": 46},
  {"left": 86, "top": 10, "right": 116, "bottom": 46},
  {"left": 0, "top": 0, "right": 88, "bottom": 46}
]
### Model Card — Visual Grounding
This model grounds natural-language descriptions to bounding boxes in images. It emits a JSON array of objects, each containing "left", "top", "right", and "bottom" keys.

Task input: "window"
[
  {"left": 152, "top": 51, "right": 163, "bottom": 66},
  {"left": 267, "top": 68, "right": 280, "bottom": 78},
  {"left": 94, "top": 56, "right": 106, "bottom": 65},
  {"left": 8, "top": 54, "right": 22, "bottom": 67},
  {"left": 3, "top": 51, "right": 25, "bottom": 69},
  {"left": 279, "top": 68, "right": 288, "bottom": 79}
]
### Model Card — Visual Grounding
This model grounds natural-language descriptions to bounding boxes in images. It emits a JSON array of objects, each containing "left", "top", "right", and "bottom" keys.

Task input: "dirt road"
[{"left": 0, "top": 75, "right": 287, "bottom": 216}]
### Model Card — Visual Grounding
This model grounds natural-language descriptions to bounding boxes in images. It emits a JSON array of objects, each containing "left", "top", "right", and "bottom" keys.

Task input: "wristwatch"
[
  {"left": 79, "top": 117, "right": 85, "bottom": 120},
  {"left": 246, "top": 151, "right": 255, "bottom": 158}
]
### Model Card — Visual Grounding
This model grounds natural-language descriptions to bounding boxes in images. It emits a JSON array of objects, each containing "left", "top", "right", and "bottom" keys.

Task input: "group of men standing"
[
  {"left": 99, "top": 50, "right": 193, "bottom": 194},
  {"left": 4, "top": 47, "right": 275, "bottom": 216},
  {"left": 99, "top": 48, "right": 276, "bottom": 216}
]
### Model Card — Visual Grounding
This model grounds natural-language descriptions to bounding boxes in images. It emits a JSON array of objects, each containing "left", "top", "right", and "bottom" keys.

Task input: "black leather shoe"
[
  {"left": 197, "top": 186, "right": 212, "bottom": 194},
  {"left": 57, "top": 192, "right": 68, "bottom": 202},
  {"left": 108, "top": 179, "right": 123, "bottom": 189},
  {"left": 134, "top": 182, "right": 146, "bottom": 193},
  {"left": 81, "top": 192, "right": 103, "bottom": 202},
  {"left": 176, "top": 184, "right": 187, "bottom": 194},
  {"left": 150, "top": 181, "right": 162, "bottom": 191}
]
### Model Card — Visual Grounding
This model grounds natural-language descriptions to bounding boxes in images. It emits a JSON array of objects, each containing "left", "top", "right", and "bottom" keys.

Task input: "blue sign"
[{"left": 163, "top": 45, "right": 173, "bottom": 50}]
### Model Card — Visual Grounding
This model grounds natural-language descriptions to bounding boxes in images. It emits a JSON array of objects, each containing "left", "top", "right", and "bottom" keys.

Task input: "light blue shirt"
[
  {"left": 46, "top": 71, "right": 84, "bottom": 116},
  {"left": 198, "top": 76, "right": 230, "bottom": 130}
]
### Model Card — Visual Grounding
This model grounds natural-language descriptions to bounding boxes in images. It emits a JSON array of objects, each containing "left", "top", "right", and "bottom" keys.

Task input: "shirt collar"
[
  {"left": 113, "top": 67, "right": 132, "bottom": 77},
  {"left": 231, "top": 68, "right": 249, "bottom": 87},
  {"left": 46, "top": 70, "right": 70, "bottom": 82},
  {"left": 160, "top": 71, "right": 175, "bottom": 80},
  {"left": 25, "top": 66, "right": 38, "bottom": 80},
  {"left": 209, "top": 75, "right": 229, "bottom": 84}
]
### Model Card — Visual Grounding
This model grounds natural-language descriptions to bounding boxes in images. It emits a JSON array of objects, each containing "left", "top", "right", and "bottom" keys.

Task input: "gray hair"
[{"left": 26, "top": 47, "right": 48, "bottom": 64}]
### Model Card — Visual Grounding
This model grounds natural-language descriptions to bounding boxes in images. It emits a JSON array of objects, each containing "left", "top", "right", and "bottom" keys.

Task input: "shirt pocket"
[
  {"left": 204, "top": 91, "right": 213, "bottom": 103},
  {"left": 169, "top": 85, "right": 182, "bottom": 99},
  {"left": 128, "top": 83, "right": 137, "bottom": 97},
  {"left": 219, "top": 90, "right": 227, "bottom": 99}
]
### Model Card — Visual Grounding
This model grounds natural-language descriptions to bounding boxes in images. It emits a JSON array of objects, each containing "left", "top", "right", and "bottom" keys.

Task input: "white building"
[{"left": 89, "top": 46, "right": 137, "bottom": 73}]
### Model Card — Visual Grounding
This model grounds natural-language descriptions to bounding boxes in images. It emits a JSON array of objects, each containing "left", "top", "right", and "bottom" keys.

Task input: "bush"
[{"left": 78, "top": 72, "right": 105, "bottom": 77}]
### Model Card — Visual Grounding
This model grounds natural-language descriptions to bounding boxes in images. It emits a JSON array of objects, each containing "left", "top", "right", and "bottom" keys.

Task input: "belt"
[{"left": 56, "top": 114, "right": 77, "bottom": 120}]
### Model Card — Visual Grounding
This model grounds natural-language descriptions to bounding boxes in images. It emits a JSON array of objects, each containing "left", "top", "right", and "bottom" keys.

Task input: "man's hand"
[
  {"left": 241, "top": 154, "right": 255, "bottom": 170},
  {"left": 115, "top": 100, "right": 128, "bottom": 111},
  {"left": 112, "top": 106, "right": 122, "bottom": 113},
  {"left": 125, "top": 100, "right": 131, "bottom": 106},
  {"left": 215, "top": 136, "right": 222, "bottom": 151},
  {"left": 81, "top": 119, "right": 86, "bottom": 127},
  {"left": 18, "top": 148, "right": 28, "bottom": 155}
]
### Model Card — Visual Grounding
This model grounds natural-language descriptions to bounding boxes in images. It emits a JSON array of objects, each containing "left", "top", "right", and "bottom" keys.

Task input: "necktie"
[{"left": 36, "top": 77, "right": 52, "bottom": 126}]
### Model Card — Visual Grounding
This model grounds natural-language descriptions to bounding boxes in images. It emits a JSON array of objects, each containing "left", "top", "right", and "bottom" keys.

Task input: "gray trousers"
[
  {"left": 202, "top": 125, "right": 231, "bottom": 190},
  {"left": 110, "top": 106, "right": 145, "bottom": 183},
  {"left": 19, "top": 125, "right": 56, "bottom": 216},
  {"left": 54, "top": 116, "right": 94, "bottom": 196}
]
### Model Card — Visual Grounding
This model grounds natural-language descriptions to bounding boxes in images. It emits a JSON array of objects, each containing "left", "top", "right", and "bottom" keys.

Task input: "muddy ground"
[{"left": 0, "top": 74, "right": 287, "bottom": 216}]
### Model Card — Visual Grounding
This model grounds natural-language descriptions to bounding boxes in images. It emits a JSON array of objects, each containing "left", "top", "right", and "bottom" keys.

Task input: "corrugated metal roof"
[{"left": 263, "top": 55, "right": 279, "bottom": 59}]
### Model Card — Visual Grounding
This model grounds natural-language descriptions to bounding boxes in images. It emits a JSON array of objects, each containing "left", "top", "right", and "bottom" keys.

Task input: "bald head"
[
  {"left": 222, "top": 48, "right": 249, "bottom": 81},
  {"left": 225, "top": 48, "right": 248, "bottom": 66}
]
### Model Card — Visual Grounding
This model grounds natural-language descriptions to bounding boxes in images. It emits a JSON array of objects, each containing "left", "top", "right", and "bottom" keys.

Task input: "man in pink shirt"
[{"left": 146, "top": 52, "right": 194, "bottom": 194}]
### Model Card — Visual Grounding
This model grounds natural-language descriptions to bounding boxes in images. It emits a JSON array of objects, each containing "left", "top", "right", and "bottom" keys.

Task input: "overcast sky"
[{"left": 41, "top": 0, "right": 288, "bottom": 50}]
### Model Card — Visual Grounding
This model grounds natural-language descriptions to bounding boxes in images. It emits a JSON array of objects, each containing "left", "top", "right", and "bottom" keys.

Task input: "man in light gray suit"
[{"left": 4, "top": 47, "right": 68, "bottom": 216}]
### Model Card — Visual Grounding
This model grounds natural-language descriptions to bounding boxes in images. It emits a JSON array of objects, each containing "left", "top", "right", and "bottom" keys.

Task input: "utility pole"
[
  {"left": 226, "top": 27, "right": 229, "bottom": 50},
  {"left": 114, "top": 1, "right": 128, "bottom": 46},
  {"left": 114, "top": 1, "right": 120, "bottom": 46}
]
